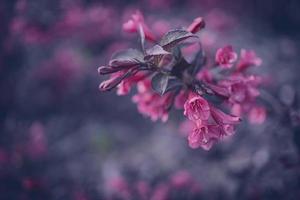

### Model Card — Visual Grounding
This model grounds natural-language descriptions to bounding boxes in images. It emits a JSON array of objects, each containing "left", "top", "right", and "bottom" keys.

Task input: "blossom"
[
  {"left": 187, "top": 17, "right": 205, "bottom": 33},
  {"left": 117, "top": 73, "right": 146, "bottom": 95},
  {"left": 197, "top": 69, "right": 213, "bottom": 83},
  {"left": 150, "top": 183, "right": 170, "bottom": 200},
  {"left": 123, "top": 10, "right": 156, "bottom": 41},
  {"left": 215, "top": 45, "right": 238, "bottom": 68},
  {"left": 132, "top": 80, "right": 173, "bottom": 122},
  {"left": 135, "top": 181, "right": 150, "bottom": 200},
  {"left": 218, "top": 74, "right": 266, "bottom": 123},
  {"left": 188, "top": 124, "right": 220, "bottom": 150},
  {"left": 170, "top": 170, "right": 193, "bottom": 188},
  {"left": 220, "top": 74, "right": 261, "bottom": 104},
  {"left": 99, "top": 72, "right": 127, "bottom": 92},
  {"left": 210, "top": 106, "right": 241, "bottom": 126},
  {"left": 27, "top": 122, "right": 47, "bottom": 158},
  {"left": 248, "top": 106, "right": 267, "bottom": 124},
  {"left": 106, "top": 177, "right": 131, "bottom": 200},
  {"left": 237, "top": 49, "right": 262, "bottom": 71},
  {"left": 184, "top": 93, "right": 210, "bottom": 121},
  {"left": 104, "top": 171, "right": 201, "bottom": 200},
  {"left": 185, "top": 106, "right": 240, "bottom": 150}
]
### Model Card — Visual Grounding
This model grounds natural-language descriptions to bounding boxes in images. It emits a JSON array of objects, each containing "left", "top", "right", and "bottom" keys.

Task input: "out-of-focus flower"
[
  {"left": 132, "top": 80, "right": 173, "bottom": 122},
  {"left": 215, "top": 45, "right": 238, "bottom": 68},
  {"left": 150, "top": 183, "right": 170, "bottom": 200},
  {"left": 220, "top": 74, "right": 261, "bottom": 105},
  {"left": 237, "top": 49, "right": 262, "bottom": 71},
  {"left": 248, "top": 106, "right": 267, "bottom": 124},
  {"left": 197, "top": 69, "right": 213, "bottom": 83},
  {"left": 117, "top": 73, "right": 146, "bottom": 95},
  {"left": 170, "top": 170, "right": 193, "bottom": 188},
  {"left": 135, "top": 181, "right": 150, "bottom": 200},
  {"left": 217, "top": 74, "right": 265, "bottom": 123},
  {"left": 187, "top": 17, "right": 205, "bottom": 34},
  {"left": 104, "top": 170, "right": 202, "bottom": 200},
  {"left": 123, "top": 10, "right": 156, "bottom": 41},
  {"left": 106, "top": 177, "right": 131, "bottom": 200},
  {"left": 27, "top": 122, "right": 47, "bottom": 159}
]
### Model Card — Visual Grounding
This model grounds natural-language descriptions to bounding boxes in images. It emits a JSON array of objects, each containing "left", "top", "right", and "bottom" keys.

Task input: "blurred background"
[{"left": 0, "top": 0, "right": 300, "bottom": 199}]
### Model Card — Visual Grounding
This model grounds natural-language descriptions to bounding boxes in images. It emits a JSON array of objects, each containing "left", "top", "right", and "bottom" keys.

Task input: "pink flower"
[
  {"left": 27, "top": 122, "right": 47, "bottom": 158},
  {"left": 205, "top": 83, "right": 230, "bottom": 98},
  {"left": 106, "top": 177, "right": 131, "bottom": 200},
  {"left": 135, "top": 181, "right": 150, "bottom": 200},
  {"left": 188, "top": 124, "right": 220, "bottom": 150},
  {"left": 215, "top": 45, "right": 238, "bottom": 68},
  {"left": 248, "top": 106, "right": 266, "bottom": 124},
  {"left": 132, "top": 80, "right": 173, "bottom": 122},
  {"left": 218, "top": 75, "right": 266, "bottom": 123},
  {"left": 170, "top": 170, "right": 193, "bottom": 188},
  {"left": 99, "top": 66, "right": 141, "bottom": 92},
  {"left": 184, "top": 93, "right": 210, "bottom": 121},
  {"left": 220, "top": 74, "right": 261, "bottom": 104},
  {"left": 210, "top": 106, "right": 241, "bottom": 126},
  {"left": 231, "top": 103, "right": 242, "bottom": 117},
  {"left": 150, "top": 183, "right": 170, "bottom": 200},
  {"left": 187, "top": 17, "right": 205, "bottom": 34},
  {"left": 117, "top": 73, "right": 146, "bottom": 96},
  {"left": 185, "top": 106, "right": 240, "bottom": 150},
  {"left": 123, "top": 11, "right": 156, "bottom": 41},
  {"left": 197, "top": 69, "right": 213, "bottom": 83},
  {"left": 210, "top": 106, "right": 240, "bottom": 137},
  {"left": 237, "top": 49, "right": 262, "bottom": 71},
  {"left": 99, "top": 72, "right": 126, "bottom": 92}
]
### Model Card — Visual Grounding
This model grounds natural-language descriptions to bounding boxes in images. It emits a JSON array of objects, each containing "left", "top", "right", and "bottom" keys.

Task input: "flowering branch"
[{"left": 98, "top": 11, "right": 266, "bottom": 150}]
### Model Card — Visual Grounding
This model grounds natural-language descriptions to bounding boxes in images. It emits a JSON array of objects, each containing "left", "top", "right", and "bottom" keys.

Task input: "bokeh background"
[{"left": 0, "top": 0, "right": 300, "bottom": 199}]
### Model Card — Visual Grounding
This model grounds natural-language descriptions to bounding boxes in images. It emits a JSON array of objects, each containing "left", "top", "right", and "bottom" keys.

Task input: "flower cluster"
[
  {"left": 98, "top": 11, "right": 266, "bottom": 150},
  {"left": 9, "top": 2, "right": 117, "bottom": 46},
  {"left": 105, "top": 170, "right": 201, "bottom": 200}
]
